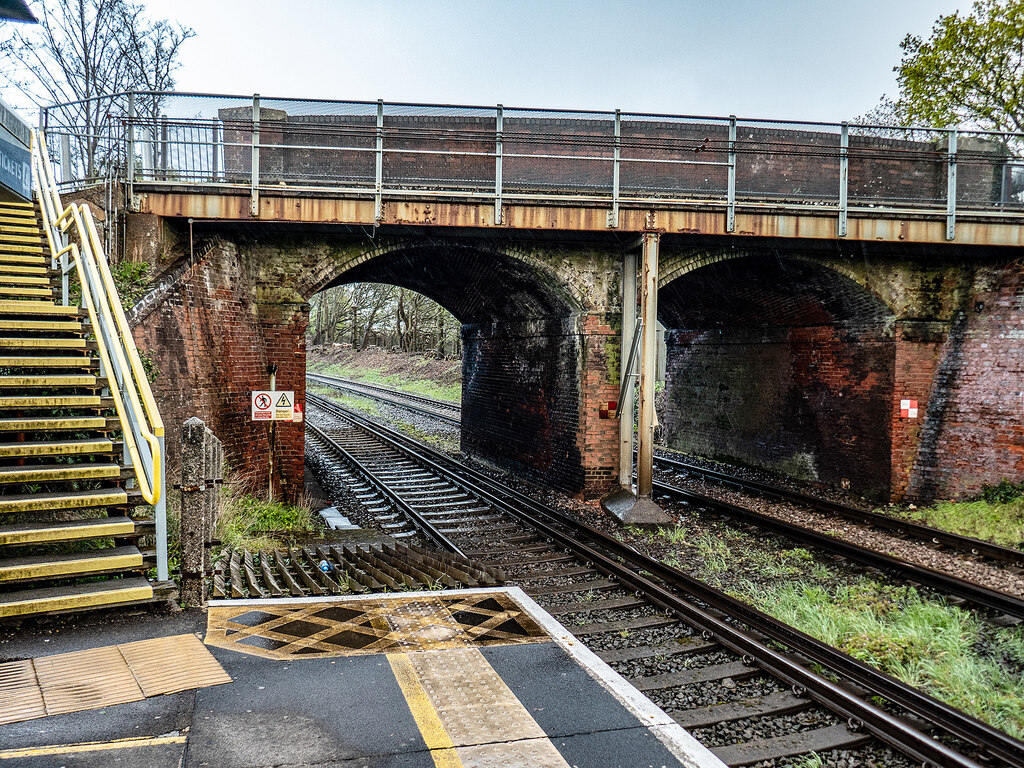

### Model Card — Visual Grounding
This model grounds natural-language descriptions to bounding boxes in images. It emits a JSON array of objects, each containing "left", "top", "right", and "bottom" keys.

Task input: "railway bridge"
[{"left": 46, "top": 92, "right": 1024, "bottom": 504}]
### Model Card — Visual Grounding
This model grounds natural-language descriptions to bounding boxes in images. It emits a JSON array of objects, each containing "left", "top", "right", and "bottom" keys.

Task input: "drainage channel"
[{"left": 305, "top": 391, "right": 1023, "bottom": 768}]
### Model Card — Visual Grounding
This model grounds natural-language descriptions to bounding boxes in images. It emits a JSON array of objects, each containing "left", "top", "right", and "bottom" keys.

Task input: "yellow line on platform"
[
  {"left": 387, "top": 653, "right": 464, "bottom": 768},
  {"left": 0, "top": 734, "right": 186, "bottom": 759}
]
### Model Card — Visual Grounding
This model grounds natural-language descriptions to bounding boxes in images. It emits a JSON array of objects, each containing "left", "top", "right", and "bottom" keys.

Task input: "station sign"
[
  {"left": 0, "top": 96, "right": 31, "bottom": 201},
  {"left": 251, "top": 390, "right": 300, "bottom": 421}
]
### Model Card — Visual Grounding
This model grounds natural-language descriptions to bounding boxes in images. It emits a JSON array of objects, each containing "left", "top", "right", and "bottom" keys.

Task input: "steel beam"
[
  {"left": 637, "top": 231, "right": 659, "bottom": 497},
  {"left": 618, "top": 251, "right": 637, "bottom": 489}
]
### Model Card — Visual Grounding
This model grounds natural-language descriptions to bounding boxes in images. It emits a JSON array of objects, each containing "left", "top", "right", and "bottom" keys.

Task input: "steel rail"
[
  {"left": 655, "top": 454, "right": 1024, "bottom": 567},
  {"left": 305, "top": 393, "right": 1024, "bottom": 768},
  {"left": 305, "top": 420, "right": 464, "bottom": 558},
  {"left": 307, "top": 374, "right": 461, "bottom": 425}
]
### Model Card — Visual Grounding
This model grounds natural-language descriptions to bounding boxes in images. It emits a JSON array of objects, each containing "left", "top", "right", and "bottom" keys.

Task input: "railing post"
[
  {"left": 838, "top": 122, "right": 849, "bottom": 237},
  {"left": 946, "top": 128, "right": 957, "bottom": 241},
  {"left": 608, "top": 109, "right": 621, "bottom": 229},
  {"left": 375, "top": 99, "right": 384, "bottom": 222},
  {"left": 494, "top": 104, "right": 503, "bottom": 225},
  {"left": 727, "top": 115, "right": 737, "bottom": 233},
  {"left": 156, "top": 434, "right": 168, "bottom": 582},
  {"left": 250, "top": 93, "right": 260, "bottom": 217},
  {"left": 127, "top": 92, "right": 135, "bottom": 205}
]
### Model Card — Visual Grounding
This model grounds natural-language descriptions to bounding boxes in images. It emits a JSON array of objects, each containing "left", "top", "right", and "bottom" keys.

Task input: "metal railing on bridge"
[{"left": 41, "top": 91, "right": 1024, "bottom": 240}]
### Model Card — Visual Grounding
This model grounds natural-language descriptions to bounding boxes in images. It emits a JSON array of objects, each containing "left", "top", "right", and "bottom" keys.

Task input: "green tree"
[{"left": 895, "top": 0, "right": 1024, "bottom": 132}]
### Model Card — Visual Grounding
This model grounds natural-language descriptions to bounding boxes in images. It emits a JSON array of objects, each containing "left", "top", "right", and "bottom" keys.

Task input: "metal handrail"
[{"left": 30, "top": 129, "right": 169, "bottom": 582}]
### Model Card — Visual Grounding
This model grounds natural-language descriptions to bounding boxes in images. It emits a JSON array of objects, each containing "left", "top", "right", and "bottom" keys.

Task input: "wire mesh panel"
[
  {"left": 955, "top": 130, "right": 1024, "bottom": 210},
  {"left": 382, "top": 103, "right": 497, "bottom": 193},
  {"left": 619, "top": 113, "right": 730, "bottom": 198},
  {"left": 503, "top": 108, "right": 615, "bottom": 196},
  {"left": 733, "top": 119, "right": 841, "bottom": 204},
  {"left": 44, "top": 95, "right": 126, "bottom": 189},
  {"left": 846, "top": 124, "right": 948, "bottom": 208}
]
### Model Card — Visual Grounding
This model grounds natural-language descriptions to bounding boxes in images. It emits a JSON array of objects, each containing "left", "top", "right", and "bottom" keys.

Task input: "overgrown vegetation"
[
  {"left": 310, "top": 358, "right": 461, "bottom": 403},
  {"left": 215, "top": 493, "right": 319, "bottom": 552},
  {"left": 628, "top": 522, "right": 1024, "bottom": 739},
  {"left": 110, "top": 260, "right": 152, "bottom": 309}
]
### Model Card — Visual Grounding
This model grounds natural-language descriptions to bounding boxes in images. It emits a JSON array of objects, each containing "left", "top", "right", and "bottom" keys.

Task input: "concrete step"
[
  {"left": 0, "top": 576, "right": 153, "bottom": 619},
  {"left": 0, "top": 395, "right": 111, "bottom": 409},
  {"left": 0, "top": 545, "right": 143, "bottom": 583},
  {"left": 0, "top": 374, "right": 103, "bottom": 388},
  {"left": 0, "top": 515, "right": 135, "bottom": 546},
  {"left": 0, "top": 318, "right": 83, "bottom": 332},
  {"left": 0, "top": 415, "right": 114, "bottom": 432},
  {"left": 0, "top": 233, "right": 44, "bottom": 245},
  {"left": 0, "top": 438, "right": 114, "bottom": 459},
  {"left": 0, "top": 242, "right": 44, "bottom": 254},
  {"left": 0, "top": 337, "right": 88, "bottom": 349},
  {"left": 0, "top": 488, "right": 129, "bottom": 515},
  {"left": 0, "top": 301, "right": 79, "bottom": 316},
  {"left": 0, "top": 462, "right": 121, "bottom": 484},
  {"left": 0, "top": 285, "right": 58, "bottom": 299},
  {"left": 0, "top": 275, "right": 50, "bottom": 286},
  {"left": 0, "top": 223, "right": 40, "bottom": 235},
  {"left": 0, "top": 355, "right": 96, "bottom": 368},
  {"left": 0, "top": 253, "right": 47, "bottom": 266},
  {"left": 0, "top": 264, "right": 49, "bottom": 276}
]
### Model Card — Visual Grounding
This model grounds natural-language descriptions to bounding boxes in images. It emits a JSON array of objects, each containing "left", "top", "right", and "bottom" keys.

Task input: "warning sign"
[
  {"left": 252, "top": 391, "right": 298, "bottom": 421},
  {"left": 900, "top": 399, "right": 919, "bottom": 419}
]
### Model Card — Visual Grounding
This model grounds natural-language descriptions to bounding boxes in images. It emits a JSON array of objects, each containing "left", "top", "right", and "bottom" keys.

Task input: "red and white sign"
[
  {"left": 252, "top": 390, "right": 297, "bottom": 421},
  {"left": 900, "top": 399, "right": 919, "bottom": 418}
]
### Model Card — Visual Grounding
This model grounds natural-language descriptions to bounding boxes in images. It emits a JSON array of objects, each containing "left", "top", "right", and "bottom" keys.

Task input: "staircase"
[{"left": 0, "top": 174, "right": 162, "bottom": 618}]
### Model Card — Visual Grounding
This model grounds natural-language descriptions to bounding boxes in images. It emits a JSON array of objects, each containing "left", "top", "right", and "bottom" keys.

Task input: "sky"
[{"left": 136, "top": 0, "right": 969, "bottom": 123}]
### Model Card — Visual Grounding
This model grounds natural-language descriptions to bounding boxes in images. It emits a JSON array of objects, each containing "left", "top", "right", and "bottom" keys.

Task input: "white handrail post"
[
  {"left": 609, "top": 109, "right": 620, "bottom": 229},
  {"left": 727, "top": 115, "right": 737, "bottom": 233},
  {"left": 839, "top": 122, "right": 849, "bottom": 237},
  {"left": 375, "top": 99, "right": 384, "bottom": 222},
  {"left": 127, "top": 92, "right": 135, "bottom": 207},
  {"left": 494, "top": 104, "right": 503, "bottom": 225},
  {"left": 946, "top": 128, "right": 957, "bottom": 241},
  {"left": 250, "top": 93, "right": 260, "bottom": 216}
]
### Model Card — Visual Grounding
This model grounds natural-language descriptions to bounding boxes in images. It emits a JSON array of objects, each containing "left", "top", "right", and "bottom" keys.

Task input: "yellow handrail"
[{"left": 30, "top": 131, "right": 164, "bottom": 506}]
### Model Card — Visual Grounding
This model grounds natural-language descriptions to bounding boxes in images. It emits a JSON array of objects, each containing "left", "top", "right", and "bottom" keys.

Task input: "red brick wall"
[{"left": 130, "top": 240, "right": 308, "bottom": 503}]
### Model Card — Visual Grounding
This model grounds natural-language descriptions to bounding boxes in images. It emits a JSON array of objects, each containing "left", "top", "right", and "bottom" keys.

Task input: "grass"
[
  {"left": 884, "top": 498, "right": 1024, "bottom": 549},
  {"left": 310, "top": 360, "right": 461, "bottom": 403},
  {"left": 740, "top": 576, "right": 1024, "bottom": 738},
  {"left": 216, "top": 493, "right": 319, "bottom": 552}
]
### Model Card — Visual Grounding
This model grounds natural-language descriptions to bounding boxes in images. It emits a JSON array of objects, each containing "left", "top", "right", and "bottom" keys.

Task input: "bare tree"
[{"left": 0, "top": 0, "right": 193, "bottom": 179}]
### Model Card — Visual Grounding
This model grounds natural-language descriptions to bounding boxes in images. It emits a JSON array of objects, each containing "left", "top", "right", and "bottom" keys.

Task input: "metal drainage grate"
[
  {"left": 206, "top": 592, "right": 549, "bottom": 659},
  {"left": 212, "top": 542, "right": 503, "bottom": 599}
]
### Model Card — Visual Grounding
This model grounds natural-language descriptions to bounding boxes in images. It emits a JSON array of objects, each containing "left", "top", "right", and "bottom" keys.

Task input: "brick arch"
[{"left": 300, "top": 238, "right": 587, "bottom": 322}]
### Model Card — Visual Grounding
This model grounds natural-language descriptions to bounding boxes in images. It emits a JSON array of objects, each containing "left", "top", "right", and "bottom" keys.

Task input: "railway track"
[
  {"left": 305, "top": 390, "right": 1024, "bottom": 768},
  {"left": 306, "top": 374, "right": 1024, "bottom": 622},
  {"left": 307, "top": 372, "right": 460, "bottom": 425}
]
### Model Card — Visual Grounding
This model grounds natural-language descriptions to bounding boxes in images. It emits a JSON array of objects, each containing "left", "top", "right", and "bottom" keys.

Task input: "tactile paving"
[
  {"left": 0, "top": 634, "right": 231, "bottom": 725},
  {"left": 206, "top": 593, "right": 549, "bottom": 660}
]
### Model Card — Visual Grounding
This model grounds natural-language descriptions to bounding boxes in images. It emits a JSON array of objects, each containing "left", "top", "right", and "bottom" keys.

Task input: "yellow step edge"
[
  {"left": 0, "top": 244, "right": 43, "bottom": 254},
  {"left": 0, "top": 439, "right": 112, "bottom": 457},
  {"left": 0, "top": 319, "right": 82, "bottom": 331},
  {"left": 0, "top": 337, "right": 87, "bottom": 348},
  {"left": 0, "top": 301, "right": 79, "bottom": 315},
  {"left": 0, "top": 234, "right": 44, "bottom": 244},
  {"left": 0, "top": 489, "right": 128, "bottom": 514},
  {"left": 0, "top": 395, "right": 103, "bottom": 407},
  {"left": 0, "top": 227, "right": 41, "bottom": 236},
  {"left": 0, "top": 200, "right": 34, "bottom": 209},
  {"left": 0, "top": 416, "right": 106, "bottom": 431},
  {"left": 0, "top": 219, "right": 37, "bottom": 229},
  {"left": 0, "top": 287, "right": 57, "bottom": 298},
  {"left": 0, "top": 517, "right": 135, "bottom": 546},
  {"left": 0, "top": 375, "right": 99, "bottom": 388},
  {"left": 0, "top": 549, "right": 143, "bottom": 583},
  {"left": 0, "top": 254, "right": 47, "bottom": 265},
  {"left": 0, "top": 581, "right": 153, "bottom": 619},
  {"left": 0, "top": 463, "right": 119, "bottom": 483},
  {"left": 0, "top": 356, "right": 95, "bottom": 367},
  {"left": 0, "top": 275, "right": 51, "bottom": 285},
  {"left": 0, "top": 265, "right": 49, "bottom": 275}
]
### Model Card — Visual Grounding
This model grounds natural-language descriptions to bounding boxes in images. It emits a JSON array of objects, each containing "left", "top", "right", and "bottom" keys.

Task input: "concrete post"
[{"left": 180, "top": 417, "right": 207, "bottom": 606}]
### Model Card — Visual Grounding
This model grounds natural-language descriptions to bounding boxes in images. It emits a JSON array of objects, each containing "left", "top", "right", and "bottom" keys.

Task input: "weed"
[
  {"left": 216, "top": 494, "right": 318, "bottom": 552},
  {"left": 660, "top": 525, "right": 689, "bottom": 544},
  {"left": 887, "top": 496, "right": 1024, "bottom": 548}
]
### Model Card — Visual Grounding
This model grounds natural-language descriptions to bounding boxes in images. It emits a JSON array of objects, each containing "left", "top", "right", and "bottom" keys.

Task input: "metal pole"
[
  {"left": 609, "top": 109, "right": 621, "bottom": 228},
  {"left": 250, "top": 93, "right": 260, "bottom": 217},
  {"left": 126, "top": 93, "right": 135, "bottom": 205},
  {"left": 637, "top": 231, "right": 660, "bottom": 497},
  {"left": 618, "top": 251, "right": 637, "bottom": 489},
  {"left": 946, "top": 129, "right": 957, "bottom": 241},
  {"left": 838, "top": 122, "right": 849, "bottom": 237},
  {"left": 494, "top": 104, "right": 503, "bottom": 225},
  {"left": 60, "top": 134, "right": 72, "bottom": 185},
  {"left": 727, "top": 116, "right": 737, "bottom": 233},
  {"left": 375, "top": 99, "right": 384, "bottom": 222},
  {"left": 156, "top": 434, "right": 168, "bottom": 582}
]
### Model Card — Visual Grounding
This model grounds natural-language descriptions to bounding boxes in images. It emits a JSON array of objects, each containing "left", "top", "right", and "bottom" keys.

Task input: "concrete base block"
[{"left": 600, "top": 487, "right": 672, "bottom": 527}]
